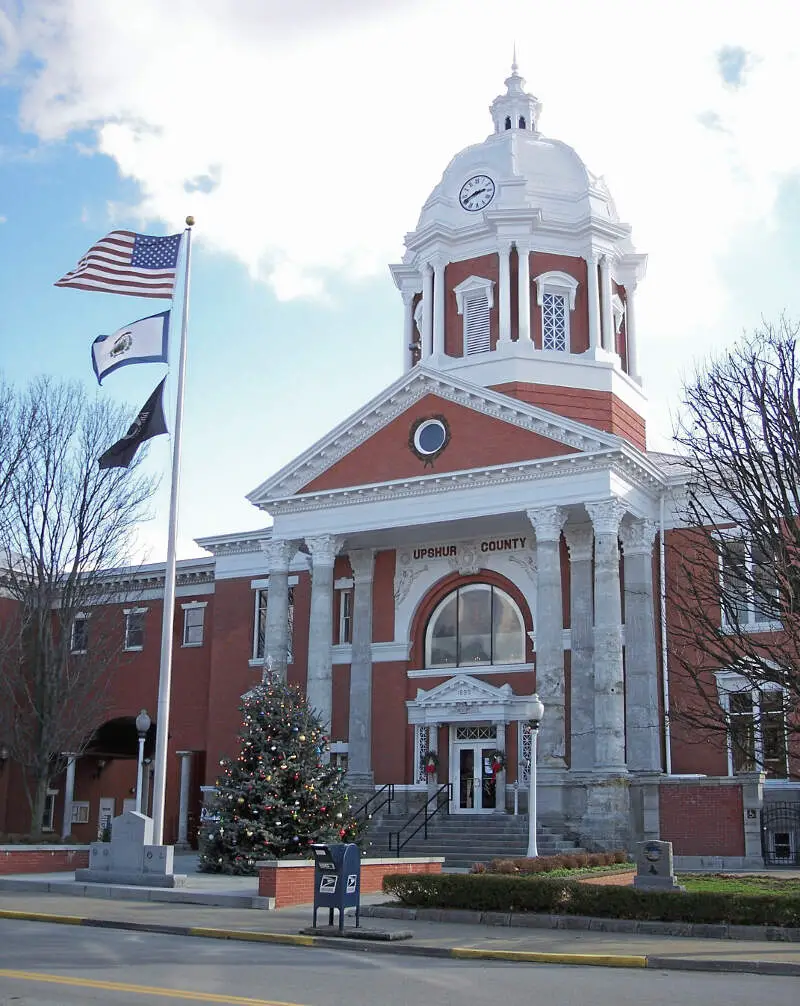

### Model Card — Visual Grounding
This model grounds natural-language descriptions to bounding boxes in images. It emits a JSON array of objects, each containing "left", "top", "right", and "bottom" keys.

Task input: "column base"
[{"left": 578, "top": 773, "right": 631, "bottom": 850}]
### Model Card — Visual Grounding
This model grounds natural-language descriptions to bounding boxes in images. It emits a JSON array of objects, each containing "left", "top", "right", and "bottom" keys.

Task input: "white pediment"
[
  {"left": 247, "top": 365, "right": 620, "bottom": 505},
  {"left": 406, "top": 674, "right": 542, "bottom": 726}
]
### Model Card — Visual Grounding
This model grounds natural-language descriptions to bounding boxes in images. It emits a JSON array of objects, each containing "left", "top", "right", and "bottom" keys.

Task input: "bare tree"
[
  {"left": 668, "top": 318, "right": 800, "bottom": 777},
  {"left": 0, "top": 377, "right": 158, "bottom": 836}
]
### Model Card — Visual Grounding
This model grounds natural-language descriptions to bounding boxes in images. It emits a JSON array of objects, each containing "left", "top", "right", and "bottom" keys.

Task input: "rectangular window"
[
  {"left": 42, "top": 790, "right": 58, "bottom": 832},
  {"left": 720, "top": 537, "right": 777, "bottom": 628},
  {"left": 71, "top": 615, "right": 88, "bottom": 654},
  {"left": 725, "top": 687, "right": 787, "bottom": 778},
  {"left": 464, "top": 293, "right": 491, "bottom": 355},
  {"left": 337, "top": 588, "right": 354, "bottom": 644},
  {"left": 182, "top": 604, "right": 205, "bottom": 646},
  {"left": 542, "top": 291, "right": 568, "bottom": 351},
  {"left": 253, "top": 587, "right": 294, "bottom": 663},
  {"left": 124, "top": 610, "right": 145, "bottom": 651}
]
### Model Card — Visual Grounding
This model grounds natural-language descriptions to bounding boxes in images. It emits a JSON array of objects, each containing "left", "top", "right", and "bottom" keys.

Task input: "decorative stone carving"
[
  {"left": 393, "top": 549, "right": 429, "bottom": 605},
  {"left": 619, "top": 518, "right": 658, "bottom": 557},
  {"left": 563, "top": 523, "right": 593, "bottom": 562},
  {"left": 507, "top": 547, "right": 537, "bottom": 582},
  {"left": 585, "top": 500, "right": 627, "bottom": 536},
  {"left": 446, "top": 541, "right": 482, "bottom": 576},
  {"left": 305, "top": 535, "right": 342, "bottom": 566},
  {"left": 262, "top": 538, "right": 297, "bottom": 573},
  {"left": 527, "top": 506, "right": 567, "bottom": 542}
]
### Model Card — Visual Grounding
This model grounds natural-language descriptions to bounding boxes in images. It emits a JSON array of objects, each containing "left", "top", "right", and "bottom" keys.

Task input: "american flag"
[{"left": 55, "top": 230, "right": 183, "bottom": 299}]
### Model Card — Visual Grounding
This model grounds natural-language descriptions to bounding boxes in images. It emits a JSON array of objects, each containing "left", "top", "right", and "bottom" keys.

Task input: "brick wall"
[
  {"left": 257, "top": 858, "right": 442, "bottom": 908},
  {"left": 659, "top": 781, "right": 745, "bottom": 856},
  {"left": 0, "top": 847, "right": 90, "bottom": 874}
]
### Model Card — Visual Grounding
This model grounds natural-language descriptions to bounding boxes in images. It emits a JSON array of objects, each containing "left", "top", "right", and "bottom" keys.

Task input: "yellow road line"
[
  {"left": 0, "top": 968, "right": 307, "bottom": 1005},
  {"left": 451, "top": 947, "right": 648, "bottom": 968},
  {"left": 0, "top": 908, "right": 84, "bottom": 925},
  {"left": 188, "top": 928, "right": 315, "bottom": 947}
]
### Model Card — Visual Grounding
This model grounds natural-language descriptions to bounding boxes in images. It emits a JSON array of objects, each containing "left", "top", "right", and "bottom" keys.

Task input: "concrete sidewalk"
[{"left": 0, "top": 886, "right": 798, "bottom": 977}]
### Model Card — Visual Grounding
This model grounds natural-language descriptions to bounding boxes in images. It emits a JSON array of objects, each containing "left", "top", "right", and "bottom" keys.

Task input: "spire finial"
[{"left": 512, "top": 42, "right": 518, "bottom": 74}]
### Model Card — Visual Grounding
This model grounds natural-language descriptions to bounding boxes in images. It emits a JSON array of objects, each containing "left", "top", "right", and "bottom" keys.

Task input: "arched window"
[
  {"left": 424, "top": 584, "right": 526, "bottom": 668},
  {"left": 518, "top": 116, "right": 526, "bottom": 129},
  {"left": 504, "top": 116, "right": 512, "bottom": 130}
]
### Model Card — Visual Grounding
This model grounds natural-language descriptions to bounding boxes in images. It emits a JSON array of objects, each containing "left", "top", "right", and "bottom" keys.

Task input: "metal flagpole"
[{"left": 151, "top": 215, "right": 194, "bottom": 844}]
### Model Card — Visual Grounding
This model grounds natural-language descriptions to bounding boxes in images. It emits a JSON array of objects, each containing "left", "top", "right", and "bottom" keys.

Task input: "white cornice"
[{"left": 247, "top": 367, "right": 621, "bottom": 507}]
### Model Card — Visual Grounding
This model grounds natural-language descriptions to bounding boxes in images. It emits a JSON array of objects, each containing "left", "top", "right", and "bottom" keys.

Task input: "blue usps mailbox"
[{"left": 311, "top": 842, "right": 361, "bottom": 930}]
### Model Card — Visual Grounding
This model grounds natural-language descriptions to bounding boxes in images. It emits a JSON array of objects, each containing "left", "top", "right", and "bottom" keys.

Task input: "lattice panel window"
[
  {"left": 542, "top": 292, "right": 567, "bottom": 351},
  {"left": 455, "top": 725, "right": 497, "bottom": 741},
  {"left": 464, "top": 293, "right": 491, "bottom": 355},
  {"left": 414, "top": 725, "right": 429, "bottom": 783},
  {"left": 519, "top": 722, "right": 532, "bottom": 783}
]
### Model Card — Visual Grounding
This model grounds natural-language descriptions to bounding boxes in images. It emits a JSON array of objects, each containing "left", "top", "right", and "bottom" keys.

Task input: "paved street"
[{"left": 0, "top": 921, "right": 797, "bottom": 1006}]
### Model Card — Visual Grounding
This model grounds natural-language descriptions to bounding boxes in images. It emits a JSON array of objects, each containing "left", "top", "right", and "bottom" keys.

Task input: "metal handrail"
[
  {"left": 388, "top": 783, "right": 452, "bottom": 856},
  {"left": 353, "top": 783, "right": 395, "bottom": 822}
]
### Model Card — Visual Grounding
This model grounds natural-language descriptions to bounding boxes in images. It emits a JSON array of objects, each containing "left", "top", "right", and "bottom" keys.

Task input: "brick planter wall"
[
  {"left": 0, "top": 846, "right": 91, "bottom": 874},
  {"left": 257, "top": 857, "right": 443, "bottom": 909},
  {"left": 659, "top": 779, "right": 745, "bottom": 856}
]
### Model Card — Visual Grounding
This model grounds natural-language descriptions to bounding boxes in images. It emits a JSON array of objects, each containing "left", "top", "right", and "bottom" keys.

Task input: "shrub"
[
  {"left": 383, "top": 873, "right": 800, "bottom": 928},
  {"left": 475, "top": 851, "right": 630, "bottom": 876}
]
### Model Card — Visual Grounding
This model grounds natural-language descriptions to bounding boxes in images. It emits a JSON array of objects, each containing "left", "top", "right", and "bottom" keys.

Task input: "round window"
[{"left": 413, "top": 419, "right": 448, "bottom": 457}]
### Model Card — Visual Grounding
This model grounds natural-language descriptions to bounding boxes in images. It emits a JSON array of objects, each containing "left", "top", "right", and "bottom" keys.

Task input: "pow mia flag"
[{"left": 98, "top": 377, "right": 168, "bottom": 470}]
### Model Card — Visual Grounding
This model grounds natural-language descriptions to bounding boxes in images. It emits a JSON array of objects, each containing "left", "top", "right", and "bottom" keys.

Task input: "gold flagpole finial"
[{"left": 185, "top": 215, "right": 195, "bottom": 227}]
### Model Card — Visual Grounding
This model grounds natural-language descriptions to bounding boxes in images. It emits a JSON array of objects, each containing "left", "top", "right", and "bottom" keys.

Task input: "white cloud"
[{"left": 2, "top": 0, "right": 799, "bottom": 448}]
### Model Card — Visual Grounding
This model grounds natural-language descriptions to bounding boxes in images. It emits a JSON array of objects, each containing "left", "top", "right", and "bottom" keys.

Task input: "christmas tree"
[{"left": 198, "top": 676, "right": 361, "bottom": 874}]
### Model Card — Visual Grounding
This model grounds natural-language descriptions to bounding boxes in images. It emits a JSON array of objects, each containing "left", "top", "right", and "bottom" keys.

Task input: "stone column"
[
  {"left": 599, "top": 256, "right": 614, "bottom": 353},
  {"left": 421, "top": 264, "right": 434, "bottom": 359},
  {"left": 493, "top": 722, "right": 507, "bottom": 813},
  {"left": 517, "top": 242, "right": 531, "bottom": 343},
  {"left": 262, "top": 538, "right": 297, "bottom": 682},
  {"left": 61, "top": 754, "right": 77, "bottom": 839},
  {"left": 585, "top": 500, "right": 627, "bottom": 770},
  {"left": 347, "top": 548, "right": 375, "bottom": 788},
  {"left": 620, "top": 518, "right": 661, "bottom": 773},
  {"left": 402, "top": 291, "right": 416, "bottom": 372},
  {"left": 432, "top": 258, "right": 446, "bottom": 356},
  {"left": 498, "top": 242, "right": 512, "bottom": 344},
  {"left": 526, "top": 506, "right": 567, "bottom": 768},
  {"left": 625, "top": 283, "right": 639, "bottom": 381},
  {"left": 563, "top": 524, "right": 595, "bottom": 771},
  {"left": 586, "top": 254, "right": 601, "bottom": 353},
  {"left": 305, "top": 535, "right": 340, "bottom": 729},
  {"left": 175, "top": 750, "right": 193, "bottom": 849}
]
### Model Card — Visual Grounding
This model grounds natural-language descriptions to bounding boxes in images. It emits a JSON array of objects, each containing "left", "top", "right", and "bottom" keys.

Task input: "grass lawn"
[{"left": 678, "top": 874, "right": 800, "bottom": 896}]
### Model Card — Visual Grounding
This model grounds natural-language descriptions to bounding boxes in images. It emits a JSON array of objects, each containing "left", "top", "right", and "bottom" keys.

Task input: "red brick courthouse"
[{"left": 1, "top": 65, "right": 796, "bottom": 865}]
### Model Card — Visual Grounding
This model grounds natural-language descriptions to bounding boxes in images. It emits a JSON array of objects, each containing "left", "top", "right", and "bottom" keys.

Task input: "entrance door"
[{"left": 454, "top": 745, "right": 497, "bottom": 812}]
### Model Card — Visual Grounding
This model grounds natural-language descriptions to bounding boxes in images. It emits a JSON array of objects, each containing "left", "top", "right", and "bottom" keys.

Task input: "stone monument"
[
  {"left": 633, "top": 839, "right": 685, "bottom": 892},
  {"left": 75, "top": 810, "right": 187, "bottom": 888}
]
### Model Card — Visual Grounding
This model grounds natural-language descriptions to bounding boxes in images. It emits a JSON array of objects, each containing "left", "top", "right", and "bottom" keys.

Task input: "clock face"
[{"left": 459, "top": 174, "right": 496, "bottom": 212}]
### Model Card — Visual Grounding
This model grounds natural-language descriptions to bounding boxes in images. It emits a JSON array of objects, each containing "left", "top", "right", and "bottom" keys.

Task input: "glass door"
[{"left": 455, "top": 745, "right": 497, "bottom": 812}]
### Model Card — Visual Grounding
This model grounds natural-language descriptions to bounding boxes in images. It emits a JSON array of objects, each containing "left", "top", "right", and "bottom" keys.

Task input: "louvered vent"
[{"left": 464, "top": 293, "right": 491, "bottom": 354}]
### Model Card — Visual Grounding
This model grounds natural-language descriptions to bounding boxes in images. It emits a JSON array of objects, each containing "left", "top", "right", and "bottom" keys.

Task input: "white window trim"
[
  {"left": 181, "top": 601, "right": 208, "bottom": 648},
  {"left": 424, "top": 583, "right": 526, "bottom": 670},
  {"left": 251, "top": 581, "right": 297, "bottom": 664},
  {"left": 716, "top": 531, "right": 781, "bottom": 633},
  {"left": 453, "top": 275, "right": 495, "bottom": 357},
  {"left": 70, "top": 612, "right": 90, "bottom": 654},
  {"left": 533, "top": 270, "right": 578, "bottom": 353},
  {"left": 43, "top": 788, "right": 59, "bottom": 832},
  {"left": 337, "top": 585, "right": 354, "bottom": 645},
  {"left": 714, "top": 669, "right": 788, "bottom": 778},
  {"left": 123, "top": 607, "right": 148, "bottom": 652}
]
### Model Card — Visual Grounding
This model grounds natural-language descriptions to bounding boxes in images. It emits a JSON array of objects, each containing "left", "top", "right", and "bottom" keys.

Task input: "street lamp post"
[
  {"left": 526, "top": 696, "right": 545, "bottom": 859},
  {"left": 135, "top": 709, "right": 151, "bottom": 815}
]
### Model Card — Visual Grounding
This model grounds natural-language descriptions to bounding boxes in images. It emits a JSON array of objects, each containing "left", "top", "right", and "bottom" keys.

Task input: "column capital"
[
  {"left": 262, "top": 538, "right": 297, "bottom": 573},
  {"left": 175, "top": 750, "right": 193, "bottom": 758},
  {"left": 526, "top": 506, "right": 567, "bottom": 543},
  {"left": 348, "top": 548, "right": 376, "bottom": 583},
  {"left": 498, "top": 240, "right": 513, "bottom": 256},
  {"left": 401, "top": 289, "right": 418, "bottom": 306},
  {"left": 306, "top": 534, "right": 342, "bottom": 566},
  {"left": 563, "top": 523, "right": 594, "bottom": 562},
  {"left": 422, "top": 261, "right": 434, "bottom": 276},
  {"left": 585, "top": 499, "right": 626, "bottom": 536},
  {"left": 514, "top": 239, "right": 532, "bottom": 255},
  {"left": 619, "top": 517, "right": 658, "bottom": 557}
]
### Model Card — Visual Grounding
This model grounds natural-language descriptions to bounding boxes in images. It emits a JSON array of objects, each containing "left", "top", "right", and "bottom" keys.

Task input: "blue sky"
[{"left": 1, "top": 0, "right": 799, "bottom": 560}]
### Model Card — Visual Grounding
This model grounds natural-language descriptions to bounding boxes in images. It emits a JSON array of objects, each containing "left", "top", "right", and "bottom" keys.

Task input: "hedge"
[
  {"left": 382, "top": 873, "right": 800, "bottom": 928},
  {"left": 474, "top": 851, "right": 629, "bottom": 874}
]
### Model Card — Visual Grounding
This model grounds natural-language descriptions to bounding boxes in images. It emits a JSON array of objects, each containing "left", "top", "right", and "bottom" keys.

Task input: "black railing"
[
  {"left": 388, "top": 783, "right": 452, "bottom": 856},
  {"left": 353, "top": 783, "right": 395, "bottom": 822}
]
